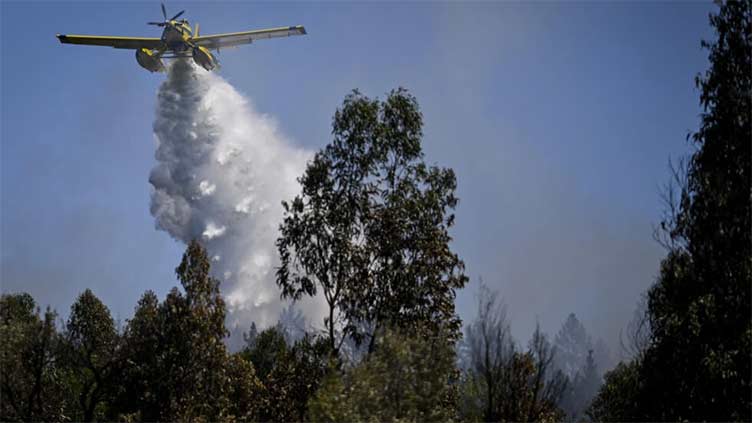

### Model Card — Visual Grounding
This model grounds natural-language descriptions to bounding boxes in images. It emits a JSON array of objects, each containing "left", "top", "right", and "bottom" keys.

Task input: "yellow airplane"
[{"left": 56, "top": 3, "right": 306, "bottom": 72}]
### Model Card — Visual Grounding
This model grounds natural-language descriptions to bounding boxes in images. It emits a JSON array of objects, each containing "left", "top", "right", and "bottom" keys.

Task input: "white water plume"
[{"left": 149, "top": 60, "right": 324, "bottom": 345}]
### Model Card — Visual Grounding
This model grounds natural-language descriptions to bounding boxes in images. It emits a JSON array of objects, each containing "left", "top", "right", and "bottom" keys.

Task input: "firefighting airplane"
[{"left": 56, "top": 4, "right": 306, "bottom": 72}]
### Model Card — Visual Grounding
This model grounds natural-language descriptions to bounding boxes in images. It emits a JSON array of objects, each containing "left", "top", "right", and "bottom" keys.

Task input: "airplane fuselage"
[
  {"left": 143, "top": 19, "right": 217, "bottom": 72},
  {"left": 161, "top": 20, "right": 193, "bottom": 52}
]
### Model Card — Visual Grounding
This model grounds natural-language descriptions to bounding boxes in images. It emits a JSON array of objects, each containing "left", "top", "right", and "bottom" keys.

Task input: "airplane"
[{"left": 56, "top": 3, "right": 306, "bottom": 72}]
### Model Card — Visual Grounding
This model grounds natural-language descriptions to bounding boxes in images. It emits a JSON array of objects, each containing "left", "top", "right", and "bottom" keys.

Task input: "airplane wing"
[
  {"left": 56, "top": 34, "right": 162, "bottom": 50},
  {"left": 192, "top": 25, "right": 306, "bottom": 49}
]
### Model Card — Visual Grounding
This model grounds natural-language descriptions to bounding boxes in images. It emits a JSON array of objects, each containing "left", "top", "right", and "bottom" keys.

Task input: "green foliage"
[
  {"left": 225, "top": 353, "right": 265, "bottom": 422},
  {"left": 116, "top": 290, "right": 163, "bottom": 421},
  {"left": 277, "top": 88, "right": 468, "bottom": 354},
  {"left": 308, "top": 326, "right": 458, "bottom": 422},
  {"left": 307, "top": 365, "right": 351, "bottom": 421},
  {"left": 456, "top": 371, "right": 485, "bottom": 423},
  {"left": 115, "top": 240, "right": 264, "bottom": 422},
  {"left": 258, "top": 334, "right": 331, "bottom": 422},
  {"left": 63, "top": 289, "right": 120, "bottom": 422},
  {"left": 157, "top": 240, "right": 231, "bottom": 420},
  {"left": 638, "top": 1, "right": 752, "bottom": 419},
  {"left": 239, "top": 324, "right": 329, "bottom": 421},
  {"left": 586, "top": 360, "right": 642, "bottom": 421},
  {"left": 241, "top": 325, "right": 289, "bottom": 381},
  {"left": 0, "top": 293, "right": 66, "bottom": 422}
]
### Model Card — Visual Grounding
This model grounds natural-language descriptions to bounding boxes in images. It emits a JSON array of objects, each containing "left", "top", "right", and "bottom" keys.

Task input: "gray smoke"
[{"left": 149, "top": 60, "right": 325, "bottom": 342}]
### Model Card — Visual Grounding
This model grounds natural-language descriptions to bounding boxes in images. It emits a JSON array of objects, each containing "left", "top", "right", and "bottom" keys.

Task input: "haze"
[{"left": 1, "top": 2, "right": 714, "bottom": 357}]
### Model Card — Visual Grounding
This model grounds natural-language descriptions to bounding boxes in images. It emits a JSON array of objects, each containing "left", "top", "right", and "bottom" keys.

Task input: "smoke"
[{"left": 149, "top": 60, "right": 324, "bottom": 345}]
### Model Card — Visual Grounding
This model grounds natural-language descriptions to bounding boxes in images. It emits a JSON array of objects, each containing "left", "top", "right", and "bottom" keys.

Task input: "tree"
[
  {"left": 524, "top": 324, "right": 568, "bottom": 422},
  {"left": 156, "top": 240, "right": 231, "bottom": 421},
  {"left": 0, "top": 293, "right": 66, "bottom": 422},
  {"left": 461, "top": 285, "right": 566, "bottom": 422},
  {"left": 562, "top": 349, "right": 601, "bottom": 421},
  {"left": 239, "top": 322, "right": 331, "bottom": 422},
  {"left": 116, "top": 290, "right": 163, "bottom": 422},
  {"left": 619, "top": 296, "right": 651, "bottom": 361},
  {"left": 258, "top": 334, "right": 331, "bottom": 422},
  {"left": 640, "top": 1, "right": 751, "bottom": 419},
  {"left": 553, "top": 313, "right": 606, "bottom": 419},
  {"left": 586, "top": 297, "right": 650, "bottom": 421},
  {"left": 240, "top": 325, "right": 289, "bottom": 381},
  {"left": 553, "top": 313, "right": 592, "bottom": 380},
  {"left": 278, "top": 304, "right": 308, "bottom": 344},
  {"left": 462, "top": 283, "right": 515, "bottom": 421},
  {"left": 308, "top": 325, "right": 458, "bottom": 422},
  {"left": 63, "top": 289, "right": 120, "bottom": 422},
  {"left": 225, "top": 353, "right": 265, "bottom": 422},
  {"left": 277, "top": 88, "right": 468, "bottom": 355},
  {"left": 116, "top": 241, "right": 264, "bottom": 422},
  {"left": 586, "top": 360, "right": 642, "bottom": 421}
]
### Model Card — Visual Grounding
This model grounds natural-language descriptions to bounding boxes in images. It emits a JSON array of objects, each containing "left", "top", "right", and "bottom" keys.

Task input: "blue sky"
[{"left": 2, "top": 1, "right": 713, "bottom": 355}]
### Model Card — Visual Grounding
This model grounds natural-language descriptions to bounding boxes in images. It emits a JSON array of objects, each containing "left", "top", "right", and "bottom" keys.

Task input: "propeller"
[{"left": 147, "top": 3, "right": 184, "bottom": 26}]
